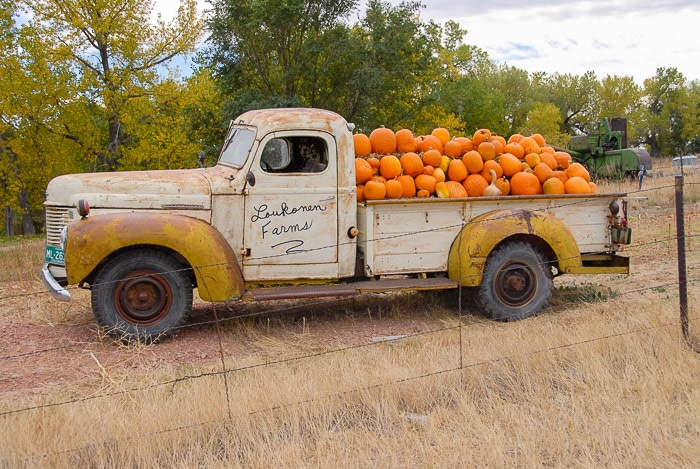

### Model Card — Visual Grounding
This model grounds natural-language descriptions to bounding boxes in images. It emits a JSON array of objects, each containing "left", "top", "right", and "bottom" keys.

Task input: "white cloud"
[
  {"left": 417, "top": 0, "right": 700, "bottom": 83},
  {"left": 151, "top": 0, "right": 700, "bottom": 84}
]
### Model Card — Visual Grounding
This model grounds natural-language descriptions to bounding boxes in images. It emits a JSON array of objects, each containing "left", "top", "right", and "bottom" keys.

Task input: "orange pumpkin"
[
  {"left": 454, "top": 137, "right": 474, "bottom": 154},
  {"left": 542, "top": 177, "right": 565, "bottom": 195},
  {"left": 395, "top": 128, "right": 417, "bottom": 153},
  {"left": 399, "top": 152, "right": 424, "bottom": 177},
  {"left": 366, "top": 156, "right": 380, "bottom": 170},
  {"left": 530, "top": 133, "right": 546, "bottom": 148},
  {"left": 565, "top": 176, "right": 591, "bottom": 194},
  {"left": 463, "top": 150, "right": 484, "bottom": 174},
  {"left": 446, "top": 180, "right": 468, "bottom": 198},
  {"left": 496, "top": 176, "right": 511, "bottom": 195},
  {"left": 432, "top": 167, "right": 446, "bottom": 183},
  {"left": 504, "top": 142, "right": 525, "bottom": 159},
  {"left": 416, "top": 188, "right": 431, "bottom": 198},
  {"left": 379, "top": 154, "right": 402, "bottom": 179},
  {"left": 553, "top": 151, "right": 572, "bottom": 170},
  {"left": 415, "top": 174, "right": 438, "bottom": 195},
  {"left": 550, "top": 170, "right": 568, "bottom": 185},
  {"left": 443, "top": 139, "right": 463, "bottom": 158},
  {"left": 431, "top": 127, "right": 451, "bottom": 145},
  {"left": 566, "top": 162, "right": 590, "bottom": 182},
  {"left": 510, "top": 171, "right": 541, "bottom": 195},
  {"left": 473, "top": 128, "right": 492, "bottom": 147},
  {"left": 416, "top": 134, "right": 443, "bottom": 154},
  {"left": 492, "top": 138, "right": 505, "bottom": 156},
  {"left": 353, "top": 133, "right": 371, "bottom": 157},
  {"left": 355, "top": 158, "right": 373, "bottom": 184},
  {"left": 480, "top": 159, "right": 504, "bottom": 180},
  {"left": 397, "top": 174, "right": 416, "bottom": 198},
  {"left": 499, "top": 153, "right": 523, "bottom": 177},
  {"left": 364, "top": 179, "right": 387, "bottom": 200},
  {"left": 519, "top": 136, "right": 541, "bottom": 155},
  {"left": 538, "top": 151, "right": 558, "bottom": 170},
  {"left": 447, "top": 159, "right": 468, "bottom": 182},
  {"left": 478, "top": 141, "right": 496, "bottom": 161},
  {"left": 356, "top": 184, "right": 365, "bottom": 201},
  {"left": 422, "top": 149, "right": 443, "bottom": 167},
  {"left": 463, "top": 173, "right": 489, "bottom": 197},
  {"left": 533, "top": 162, "right": 554, "bottom": 184},
  {"left": 588, "top": 181, "right": 597, "bottom": 193},
  {"left": 540, "top": 146, "right": 555, "bottom": 155},
  {"left": 385, "top": 178, "right": 404, "bottom": 199},
  {"left": 369, "top": 127, "right": 396, "bottom": 154},
  {"left": 524, "top": 152, "right": 541, "bottom": 169},
  {"left": 507, "top": 133, "right": 524, "bottom": 144}
]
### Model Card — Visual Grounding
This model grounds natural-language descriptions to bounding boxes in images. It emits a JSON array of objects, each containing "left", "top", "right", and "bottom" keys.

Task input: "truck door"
[{"left": 242, "top": 131, "right": 339, "bottom": 281}]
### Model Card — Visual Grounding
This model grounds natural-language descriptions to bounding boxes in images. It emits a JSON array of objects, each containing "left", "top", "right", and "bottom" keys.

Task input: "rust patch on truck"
[
  {"left": 448, "top": 209, "right": 582, "bottom": 286},
  {"left": 65, "top": 212, "right": 244, "bottom": 301}
]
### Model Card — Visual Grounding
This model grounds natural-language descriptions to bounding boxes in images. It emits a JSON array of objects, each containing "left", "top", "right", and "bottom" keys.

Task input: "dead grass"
[{"left": 1, "top": 161, "right": 700, "bottom": 467}]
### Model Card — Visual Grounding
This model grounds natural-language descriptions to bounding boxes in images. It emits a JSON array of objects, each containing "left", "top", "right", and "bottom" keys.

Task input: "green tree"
[
  {"left": 27, "top": 0, "right": 203, "bottom": 170},
  {"left": 639, "top": 67, "right": 688, "bottom": 158},
  {"left": 1, "top": 0, "right": 83, "bottom": 234},
  {"left": 597, "top": 75, "right": 644, "bottom": 144},
  {"left": 522, "top": 102, "right": 569, "bottom": 147},
  {"left": 680, "top": 79, "right": 700, "bottom": 154},
  {"left": 204, "top": 0, "right": 356, "bottom": 116},
  {"left": 203, "top": 0, "right": 448, "bottom": 132},
  {"left": 540, "top": 71, "right": 600, "bottom": 135},
  {"left": 342, "top": 0, "right": 442, "bottom": 130}
]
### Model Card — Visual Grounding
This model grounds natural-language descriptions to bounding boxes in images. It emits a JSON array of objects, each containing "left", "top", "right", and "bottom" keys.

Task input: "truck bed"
[{"left": 356, "top": 193, "right": 622, "bottom": 277}]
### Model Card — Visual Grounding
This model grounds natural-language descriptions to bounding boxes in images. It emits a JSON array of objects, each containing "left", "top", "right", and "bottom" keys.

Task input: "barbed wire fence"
[{"left": 0, "top": 170, "right": 698, "bottom": 460}]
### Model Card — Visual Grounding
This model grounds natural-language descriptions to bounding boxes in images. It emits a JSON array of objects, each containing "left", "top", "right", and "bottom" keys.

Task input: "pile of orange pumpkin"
[{"left": 353, "top": 126, "right": 596, "bottom": 201}]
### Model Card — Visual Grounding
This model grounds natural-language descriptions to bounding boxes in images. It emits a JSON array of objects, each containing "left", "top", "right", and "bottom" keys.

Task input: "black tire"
[
  {"left": 475, "top": 241, "right": 553, "bottom": 321},
  {"left": 91, "top": 249, "right": 193, "bottom": 343}
]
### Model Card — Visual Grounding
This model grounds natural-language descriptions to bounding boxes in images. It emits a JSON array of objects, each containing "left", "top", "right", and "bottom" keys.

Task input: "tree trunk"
[
  {"left": 19, "top": 188, "right": 35, "bottom": 235},
  {"left": 4, "top": 206, "right": 14, "bottom": 237}
]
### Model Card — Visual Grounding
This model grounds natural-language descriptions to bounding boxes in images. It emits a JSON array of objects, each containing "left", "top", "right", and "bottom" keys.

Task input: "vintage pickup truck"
[{"left": 42, "top": 108, "right": 631, "bottom": 342}]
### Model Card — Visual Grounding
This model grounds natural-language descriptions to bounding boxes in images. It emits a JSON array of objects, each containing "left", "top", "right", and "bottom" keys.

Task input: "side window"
[{"left": 260, "top": 136, "right": 328, "bottom": 174}]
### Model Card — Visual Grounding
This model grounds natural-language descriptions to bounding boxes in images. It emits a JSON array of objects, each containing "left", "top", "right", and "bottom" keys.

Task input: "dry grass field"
[{"left": 1, "top": 160, "right": 699, "bottom": 467}]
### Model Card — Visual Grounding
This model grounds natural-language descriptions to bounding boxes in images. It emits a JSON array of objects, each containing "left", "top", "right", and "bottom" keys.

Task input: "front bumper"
[{"left": 41, "top": 263, "right": 71, "bottom": 301}]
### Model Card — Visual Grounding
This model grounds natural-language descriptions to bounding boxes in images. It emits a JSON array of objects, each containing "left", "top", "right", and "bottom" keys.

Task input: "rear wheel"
[
  {"left": 91, "top": 249, "right": 193, "bottom": 343},
  {"left": 475, "top": 241, "right": 552, "bottom": 321}
]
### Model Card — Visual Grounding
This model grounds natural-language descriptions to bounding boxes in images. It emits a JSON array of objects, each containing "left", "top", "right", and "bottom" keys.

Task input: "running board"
[{"left": 243, "top": 277, "right": 458, "bottom": 302}]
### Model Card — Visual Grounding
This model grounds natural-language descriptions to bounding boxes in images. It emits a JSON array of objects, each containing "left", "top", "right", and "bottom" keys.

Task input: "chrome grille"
[{"left": 45, "top": 206, "right": 70, "bottom": 245}]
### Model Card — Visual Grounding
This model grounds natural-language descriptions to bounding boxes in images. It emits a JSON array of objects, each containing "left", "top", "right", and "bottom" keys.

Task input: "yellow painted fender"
[
  {"left": 65, "top": 212, "right": 244, "bottom": 301},
  {"left": 447, "top": 209, "right": 582, "bottom": 286}
]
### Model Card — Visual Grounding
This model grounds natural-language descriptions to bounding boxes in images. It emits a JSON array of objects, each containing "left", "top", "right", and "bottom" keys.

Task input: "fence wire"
[{"left": 0, "top": 174, "right": 699, "bottom": 461}]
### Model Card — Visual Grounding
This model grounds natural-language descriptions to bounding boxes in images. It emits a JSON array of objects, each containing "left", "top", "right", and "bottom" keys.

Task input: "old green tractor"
[{"left": 561, "top": 117, "right": 652, "bottom": 178}]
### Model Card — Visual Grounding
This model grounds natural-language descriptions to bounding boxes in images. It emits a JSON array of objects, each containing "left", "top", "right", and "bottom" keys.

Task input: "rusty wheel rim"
[
  {"left": 113, "top": 270, "right": 173, "bottom": 326},
  {"left": 493, "top": 261, "right": 538, "bottom": 308}
]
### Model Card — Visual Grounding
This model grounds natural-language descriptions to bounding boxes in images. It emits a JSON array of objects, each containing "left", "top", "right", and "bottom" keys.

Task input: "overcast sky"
[{"left": 155, "top": 0, "right": 700, "bottom": 85}]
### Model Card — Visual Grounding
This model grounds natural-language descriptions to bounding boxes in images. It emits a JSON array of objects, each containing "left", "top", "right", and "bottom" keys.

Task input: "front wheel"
[
  {"left": 475, "top": 241, "right": 553, "bottom": 321},
  {"left": 91, "top": 249, "right": 193, "bottom": 343}
]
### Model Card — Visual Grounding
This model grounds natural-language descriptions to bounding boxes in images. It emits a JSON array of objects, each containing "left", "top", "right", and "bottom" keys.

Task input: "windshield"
[{"left": 218, "top": 127, "right": 256, "bottom": 167}]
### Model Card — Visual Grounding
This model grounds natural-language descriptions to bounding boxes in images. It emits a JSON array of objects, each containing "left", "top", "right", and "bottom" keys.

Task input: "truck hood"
[{"left": 45, "top": 169, "right": 212, "bottom": 211}]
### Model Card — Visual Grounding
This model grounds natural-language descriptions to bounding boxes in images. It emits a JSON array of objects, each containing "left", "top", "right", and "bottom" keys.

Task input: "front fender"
[
  {"left": 65, "top": 212, "right": 244, "bottom": 301},
  {"left": 447, "top": 209, "right": 582, "bottom": 286}
]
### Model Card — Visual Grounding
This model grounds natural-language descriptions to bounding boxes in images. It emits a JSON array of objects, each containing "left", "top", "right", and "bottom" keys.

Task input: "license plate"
[{"left": 45, "top": 245, "right": 65, "bottom": 265}]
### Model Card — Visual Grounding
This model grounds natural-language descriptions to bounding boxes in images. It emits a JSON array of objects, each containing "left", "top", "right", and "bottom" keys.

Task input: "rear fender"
[
  {"left": 65, "top": 212, "right": 244, "bottom": 301},
  {"left": 447, "top": 209, "right": 582, "bottom": 286}
]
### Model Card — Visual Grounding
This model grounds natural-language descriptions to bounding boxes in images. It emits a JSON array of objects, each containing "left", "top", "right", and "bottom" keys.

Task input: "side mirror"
[
  {"left": 246, "top": 171, "right": 256, "bottom": 187},
  {"left": 197, "top": 151, "right": 205, "bottom": 168}
]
